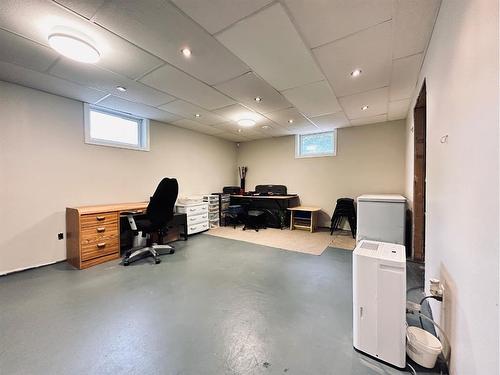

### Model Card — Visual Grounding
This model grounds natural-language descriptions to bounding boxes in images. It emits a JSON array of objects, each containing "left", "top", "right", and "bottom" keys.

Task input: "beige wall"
[
  {"left": 237, "top": 120, "right": 406, "bottom": 227},
  {"left": 404, "top": 0, "right": 499, "bottom": 373},
  {"left": 0, "top": 81, "right": 237, "bottom": 274}
]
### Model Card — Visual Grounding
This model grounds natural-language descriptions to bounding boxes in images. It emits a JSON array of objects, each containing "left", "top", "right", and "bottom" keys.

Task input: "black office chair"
[{"left": 123, "top": 178, "right": 179, "bottom": 265}]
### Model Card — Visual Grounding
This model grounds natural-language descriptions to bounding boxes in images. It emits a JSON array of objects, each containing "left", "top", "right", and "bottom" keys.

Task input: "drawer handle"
[
  {"left": 97, "top": 242, "right": 106, "bottom": 248},
  {"left": 189, "top": 208, "right": 197, "bottom": 212},
  {"left": 96, "top": 227, "right": 106, "bottom": 233},
  {"left": 96, "top": 216, "right": 106, "bottom": 221},
  {"left": 189, "top": 217, "right": 197, "bottom": 221}
]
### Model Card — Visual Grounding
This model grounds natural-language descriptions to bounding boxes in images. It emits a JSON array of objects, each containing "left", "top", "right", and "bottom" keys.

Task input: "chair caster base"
[{"left": 154, "top": 258, "right": 161, "bottom": 264}]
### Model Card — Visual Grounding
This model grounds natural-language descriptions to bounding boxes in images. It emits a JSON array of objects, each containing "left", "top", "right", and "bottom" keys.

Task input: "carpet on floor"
[
  {"left": 205, "top": 226, "right": 347, "bottom": 255},
  {"left": 329, "top": 230, "right": 356, "bottom": 250}
]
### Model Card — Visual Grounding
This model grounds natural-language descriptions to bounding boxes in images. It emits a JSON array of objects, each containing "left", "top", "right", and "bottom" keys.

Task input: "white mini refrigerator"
[
  {"left": 357, "top": 194, "right": 406, "bottom": 245},
  {"left": 353, "top": 240, "right": 406, "bottom": 368}
]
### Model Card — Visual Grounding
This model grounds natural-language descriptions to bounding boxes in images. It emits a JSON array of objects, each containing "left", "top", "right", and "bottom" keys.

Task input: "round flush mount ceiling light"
[
  {"left": 116, "top": 86, "right": 127, "bottom": 92},
  {"left": 261, "top": 125, "right": 270, "bottom": 129},
  {"left": 254, "top": 96, "right": 262, "bottom": 102},
  {"left": 288, "top": 119, "right": 294, "bottom": 124},
  {"left": 181, "top": 47, "right": 192, "bottom": 57},
  {"left": 48, "top": 33, "right": 100, "bottom": 63},
  {"left": 195, "top": 113, "right": 201, "bottom": 118},
  {"left": 351, "top": 69, "right": 362, "bottom": 77},
  {"left": 238, "top": 119, "right": 256, "bottom": 127},
  {"left": 361, "top": 105, "right": 369, "bottom": 111}
]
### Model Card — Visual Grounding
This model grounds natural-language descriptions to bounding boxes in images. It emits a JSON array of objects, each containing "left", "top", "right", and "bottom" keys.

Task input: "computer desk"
[{"left": 66, "top": 202, "right": 187, "bottom": 269}]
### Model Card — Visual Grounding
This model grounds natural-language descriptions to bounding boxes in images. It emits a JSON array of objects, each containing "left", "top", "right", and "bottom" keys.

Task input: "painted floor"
[{"left": 1, "top": 235, "right": 441, "bottom": 374}]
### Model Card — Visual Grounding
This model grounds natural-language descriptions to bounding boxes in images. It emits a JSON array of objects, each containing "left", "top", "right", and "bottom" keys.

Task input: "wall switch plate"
[{"left": 58, "top": 233, "right": 64, "bottom": 240}]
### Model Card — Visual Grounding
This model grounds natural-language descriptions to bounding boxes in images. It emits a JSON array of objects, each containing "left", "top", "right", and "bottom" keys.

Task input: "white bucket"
[{"left": 406, "top": 326, "right": 442, "bottom": 368}]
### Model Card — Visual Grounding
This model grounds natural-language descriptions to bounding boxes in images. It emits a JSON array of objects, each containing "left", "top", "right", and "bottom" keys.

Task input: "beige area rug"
[
  {"left": 205, "top": 226, "right": 352, "bottom": 255},
  {"left": 329, "top": 230, "right": 356, "bottom": 251}
]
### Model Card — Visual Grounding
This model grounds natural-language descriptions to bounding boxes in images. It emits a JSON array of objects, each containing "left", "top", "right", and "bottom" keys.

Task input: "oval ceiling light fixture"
[
  {"left": 361, "top": 105, "right": 369, "bottom": 111},
  {"left": 116, "top": 86, "right": 127, "bottom": 92},
  {"left": 288, "top": 119, "right": 294, "bottom": 124},
  {"left": 238, "top": 119, "right": 256, "bottom": 127},
  {"left": 254, "top": 96, "right": 262, "bottom": 102},
  {"left": 351, "top": 69, "right": 362, "bottom": 77},
  {"left": 195, "top": 113, "right": 201, "bottom": 118},
  {"left": 181, "top": 47, "right": 192, "bottom": 58},
  {"left": 261, "top": 125, "right": 270, "bottom": 129},
  {"left": 48, "top": 32, "right": 100, "bottom": 63}
]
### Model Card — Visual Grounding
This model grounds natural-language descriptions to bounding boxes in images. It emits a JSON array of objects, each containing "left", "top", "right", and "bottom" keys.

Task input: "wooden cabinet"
[{"left": 66, "top": 202, "right": 147, "bottom": 269}]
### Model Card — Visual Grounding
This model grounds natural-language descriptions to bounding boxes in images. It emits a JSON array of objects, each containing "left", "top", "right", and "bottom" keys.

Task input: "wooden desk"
[
  {"left": 66, "top": 202, "right": 148, "bottom": 269},
  {"left": 288, "top": 206, "right": 321, "bottom": 233}
]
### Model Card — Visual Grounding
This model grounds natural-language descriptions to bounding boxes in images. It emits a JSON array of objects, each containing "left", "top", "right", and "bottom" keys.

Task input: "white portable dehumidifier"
[{"left": 353, "top": 240, "right": 406, "bottom": 368}]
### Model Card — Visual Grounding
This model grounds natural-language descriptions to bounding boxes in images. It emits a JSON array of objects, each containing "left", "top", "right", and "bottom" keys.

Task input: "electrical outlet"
[{"left": 58, "top": 232, "right": 64, "bottom": 240}]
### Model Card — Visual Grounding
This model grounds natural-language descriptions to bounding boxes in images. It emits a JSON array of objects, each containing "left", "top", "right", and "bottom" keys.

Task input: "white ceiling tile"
[
  {"left": 93, "top": 0, "right": 249, "bottom": 85},
  {"left": 171, "top": 0, "right": 273, "bottom": 34},
  {"left": 0, "top": 0, "right": 162, "bottom": 80},
  {"left": 390, "top": 53, "right": 423, "bottom": 101},
  {"left": 314, "top": 21, "right": 393, "bottom": 97},
  {"left": 310, "top": 112, "right": 350, "bottom": 130},
  {"left": 53, "top": 0, "right": 106, "bottom": 19},
  {"left": 393, "top": 0, "right": 441, "bottom": 59},
  {"left": 265, "top": 107, "right": 313, "bottom": 128},
  {"left": 140, "top": 64, "right": 234, "bottom": 110},
  {"left": 281, "top": 80, "right": 341, "bottom": 117},
  {"left": 172, "top": 118, "right": 224, "bottom": 135},
  {"left": 216, "top": 3, "right": 324, "bottom": 91},
  {"left": 284, "top": 0, "right": 392, "bottom": 48},
  {"left": 213, "top": 104, "right": 268, "bottom": 125},
  {"left": 350, "top": 114, "right": 388, "bottom": 126},
  {"left": 339, "top": 87, "right": 389, "bottom": 120},
  {"left": 0, "top": 28, "right": 58, "bottom": 72},
  {"left": 158, "top": 100, "right": 226, "bottom": 125},
  {"left": 214, "top": 72, "right": 290, "bottom": 113},
  {"left": 96, "top": 96, "right": 181, "bottom": 123},
  {"left": 49, "top": 60, "right": 175, "bottom": 106},
  {"left": 215, "top": 132, "right": 249, "bottom": 142},
  {"left": 388, "top": 98, "right": 411, "bottom": 120},
  {"left": 0, "top": 61, "right": 107, "bottom": 103}
]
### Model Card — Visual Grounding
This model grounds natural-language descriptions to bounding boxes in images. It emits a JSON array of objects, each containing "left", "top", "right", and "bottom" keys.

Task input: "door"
[{"left": 413, "top": 82, "right": 426, "bottom": 262}]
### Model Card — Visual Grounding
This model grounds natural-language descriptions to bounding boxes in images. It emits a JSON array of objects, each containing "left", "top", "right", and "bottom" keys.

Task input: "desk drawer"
[
  {"left": 81, "top": 221, "right": 118, "bottom": 239},
  {"left": 187, "top": 213, "right": 208, "bottom": 225},
  {"left": 188, "top": 222, "right": 209, "bottom": 235},
  {"left": 81, "top": 212, "right": 118, "bottom": 227},
  {"left": 81, "top": 237, "right": 119, "bottom": 261}
]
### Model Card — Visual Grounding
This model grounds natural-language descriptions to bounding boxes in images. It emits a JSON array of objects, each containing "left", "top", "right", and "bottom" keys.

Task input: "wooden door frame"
[{"left": 413, "top": 81, "right": 427, "bottom": 262}]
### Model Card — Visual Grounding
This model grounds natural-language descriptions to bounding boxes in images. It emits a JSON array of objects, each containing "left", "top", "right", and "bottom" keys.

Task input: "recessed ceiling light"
[
  {"left": 195, "top": 113, "right": 201, "bottom": 118},
  {"left": 237, "top": 129, "right": 243, "bottom": 133},
  {"left": 288, "top": 119, "right": 294, "bottom": 124},
  {"left": 238, "top": 119, "right": 256, "bottom": 127},
  {"left": 261, "top": 125, "right": 270, "bottom": 129},
  {"left": 48, "top": 33, "right": 100, "bottom": 63},
  {"left": 116, "top": 86, "right": 127, "bottom": 92},
  {"left": 361, "top": 105, "right": 369, "bottom": 111},
  {"left": 181, "top": 47, "right": 192, "bottom": 57},
  {"left": 254, "top": 96, "right": 262, "bottom": 102},
  {"left": 351, "top": 69, "right": 362, "bottom": 77}
]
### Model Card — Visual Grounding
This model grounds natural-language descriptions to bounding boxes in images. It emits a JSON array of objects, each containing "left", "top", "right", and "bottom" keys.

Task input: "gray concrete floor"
[{"left": 1, "top": 235, "right": 439, "bottom": 375}]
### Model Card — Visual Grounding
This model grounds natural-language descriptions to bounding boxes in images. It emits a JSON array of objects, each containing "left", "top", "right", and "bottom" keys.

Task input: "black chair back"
[{"left": 146, "top": 178, "right": 179, "bottom": 228}]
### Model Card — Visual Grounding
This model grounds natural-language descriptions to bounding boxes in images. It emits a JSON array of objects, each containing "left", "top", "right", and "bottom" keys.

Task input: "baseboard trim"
[{"left": 1, "top": 259, "right": 66, "bottom": 277}]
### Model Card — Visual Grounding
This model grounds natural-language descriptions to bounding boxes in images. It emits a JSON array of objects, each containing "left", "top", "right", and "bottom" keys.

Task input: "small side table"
[{"left": 288, "top": 206, "right": 321, "bottom": 233}]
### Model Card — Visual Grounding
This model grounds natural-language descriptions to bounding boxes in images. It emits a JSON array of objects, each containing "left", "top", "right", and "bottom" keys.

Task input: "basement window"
[
  {"left": 295, "top": 130, "right": 336, "bottom": 158},
  {"left": 84, "top": 104, "right": 150, "bottom": 151}
]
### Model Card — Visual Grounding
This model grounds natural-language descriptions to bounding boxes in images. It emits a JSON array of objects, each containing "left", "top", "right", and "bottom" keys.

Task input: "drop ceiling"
[{"left": 0, "top": 0, "right": 441, "bottom": 142}]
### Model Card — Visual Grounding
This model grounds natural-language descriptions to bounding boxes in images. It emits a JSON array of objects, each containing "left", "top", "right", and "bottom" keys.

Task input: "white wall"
[
  {"left": 404, "top": 0, "right": 499, "bottom": 373},
  {"left": 0, "top": 81, "right": 237, "bottom": 274},
  {"left": 237, "top": 120, "right": 407, "bottom": 227}
]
